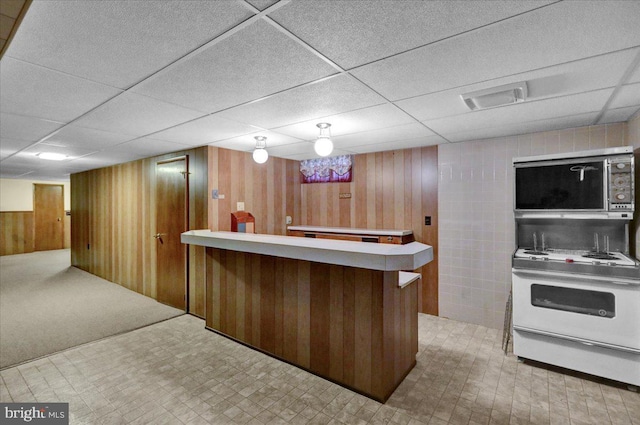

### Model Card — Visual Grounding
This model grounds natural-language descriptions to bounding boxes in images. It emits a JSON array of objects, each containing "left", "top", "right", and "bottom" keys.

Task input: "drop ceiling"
[{"left": 1, "top": 0, "right": 639, "bottom": 181}]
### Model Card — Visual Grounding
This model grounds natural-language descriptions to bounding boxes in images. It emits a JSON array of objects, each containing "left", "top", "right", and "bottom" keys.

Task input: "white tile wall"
[{"left": 438, "top": 122, "right": 629, "bottom": 329}]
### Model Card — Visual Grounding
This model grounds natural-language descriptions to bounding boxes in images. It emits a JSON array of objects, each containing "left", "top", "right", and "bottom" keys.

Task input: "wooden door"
[
  {"left": 34, "top": 184, "right": 64, "bottom": 251},
  {"left": 156, "top": 157, "right": 188, "bottom": 310}
]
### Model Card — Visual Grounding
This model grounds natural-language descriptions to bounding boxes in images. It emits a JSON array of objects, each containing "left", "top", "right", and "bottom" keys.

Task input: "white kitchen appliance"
[
  {"left": 514, "top": 146, "right": 634, "bottom": 219},
  {"left": 511, "top": 147, "right": 640, "bottom": 387}
]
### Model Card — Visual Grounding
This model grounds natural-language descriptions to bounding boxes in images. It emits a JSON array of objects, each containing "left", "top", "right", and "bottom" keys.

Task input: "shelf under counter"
[
  {"left": 181, "top": 230, "right": 433, "bottom": 402},
  {"left": 288, "top": 225, "right": 415, "bottom": 245}
]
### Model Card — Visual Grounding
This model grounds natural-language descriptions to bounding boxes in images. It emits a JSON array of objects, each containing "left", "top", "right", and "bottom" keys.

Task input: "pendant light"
[
  {"left": 252, "top": 136, "right": 268, "bottom": 164},
  {"left": 314, "top": 123, "right": 333, "bottom": 157}
]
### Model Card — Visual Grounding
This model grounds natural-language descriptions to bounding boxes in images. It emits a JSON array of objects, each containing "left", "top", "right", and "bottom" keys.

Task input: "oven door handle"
[
  {"left": 514, "top": 326, "right": 640, "bottom": 354},
  {"left": 513, "top": 269, "right": 640, "bottom": 286}
]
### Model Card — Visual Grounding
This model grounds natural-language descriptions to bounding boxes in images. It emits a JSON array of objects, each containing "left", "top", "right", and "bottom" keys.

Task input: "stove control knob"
[
  {"left": 616, "top": 193, "right": 627, "bottom": 200},
  {"left": 616, "top": 163, "right": 627, "bottom": 169}
]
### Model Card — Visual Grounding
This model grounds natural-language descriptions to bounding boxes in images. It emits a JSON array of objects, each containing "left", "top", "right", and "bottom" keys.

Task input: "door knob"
[{"left": 153, "top": 233, "right": 167, "bottom": 239}]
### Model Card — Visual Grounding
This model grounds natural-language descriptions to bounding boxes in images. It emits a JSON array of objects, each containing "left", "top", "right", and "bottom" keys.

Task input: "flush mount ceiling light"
[
  {"left": 314, "top": 123, "right": 333, "bottom": 157},
  {"left": 252, "top": 136, "right": 268, "bottom": 164},
  {"left": 461, "top": 81, "right": 528, "bottom": 111},
  {"left": 36, "top": 152, "right": 67, "bottom": 161}
]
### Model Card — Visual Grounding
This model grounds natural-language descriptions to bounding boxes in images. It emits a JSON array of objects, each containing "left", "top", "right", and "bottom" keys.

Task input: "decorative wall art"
[{"left": 300, "top": 155, "right": 353, "bottom": 183}]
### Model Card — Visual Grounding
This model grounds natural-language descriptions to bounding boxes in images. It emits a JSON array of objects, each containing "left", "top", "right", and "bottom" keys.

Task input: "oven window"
[
  {"left": 531, "top": 284, "right": 615, "bottom": 318},
  {"left": 515, "top": 160, "right": 604, "bottom": 210}
]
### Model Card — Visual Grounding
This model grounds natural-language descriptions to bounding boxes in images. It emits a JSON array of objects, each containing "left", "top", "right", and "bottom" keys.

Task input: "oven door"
[{"left": 512, "top": 269, "right": 640, "bottom": 350}]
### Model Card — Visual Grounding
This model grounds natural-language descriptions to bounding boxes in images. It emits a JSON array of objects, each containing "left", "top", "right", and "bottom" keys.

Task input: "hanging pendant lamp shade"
[
  {"left": 252, "top": 136, "right": 268, "bottom": 164},
  {"left": 314, "top": 123, "right": 333, "bottom": 157}
]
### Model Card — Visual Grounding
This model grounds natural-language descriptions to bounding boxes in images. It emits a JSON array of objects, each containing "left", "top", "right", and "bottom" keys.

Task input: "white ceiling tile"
[
  {"left": 151, "top": 115, "right": 259, "bottom": 146},
  {"left": 0, "top": 155, "right": 47, "bottom": 170},
  {"left": 133, "top": 20, "right": 337, "bottom": 113},
  {"left": 0, "top": 138, "right": 34, "bottom": 156},
  {"left": 36, "top": 163, "right": 88, "bottom": 175},
  {"left": 18, "top": 144, "right": 98, "bottom": 160},
  {"left": 609, "top": 83, "right": 640, "bottom": 109},
  {"left": 265, "top": 142, "right": 355, "bottom": 159},
  {"left": 211, "top": 131, "right": 304, "bottom": 152},
  {"left": 246, "top": 0, "right": 279, "bottom": 11},
  {"left": 352, "top": 1, "right": 640, "bottom": 100},
  {"left": 39, "top": 126, "right": 135, "bottom": 150},
  {"left": 259, "top": 142, "right": 314, "bottom": 157},
  {"left": 6, "top": 1, "right": 253, "bottom": 88},
  {"left": 69, "top": 151, "right": 147, "bottom": 169},
  {"left": 270, "top": 0, "right": 553, "bottom": 69},
  {"left": 0, "top": 113, "right": 64, "bottom": 142},
  {"left": 110, "top": 138, "right": 192, "bottom": 157},
  {"left": 348, "top": 135, "right": 444, "bottom": 154},
  {"left": 332, "top": 123, "right": 435, "bottom": 149},
  {"left": 25, "top": 171, "right": 72, "bottom": 181},
  {"left": 629, "top": 61, "right": 640, "bottom": 84},
  {"left": 269, "top": 146, "right": 355, "bottom": 161},
  {"left": 271, "top": 104, "right": 416, "bottom": 140},
  {"left": 423, "top": 89, "right": 613, "bottom": 136},
  {"left": 217, "top": 75, "right": 386, "bottom": 129},
  {"left": 599, "top": 106, "right": 640, "bottom": 124},
  {"left": 0, "top": 58, "right": 122, "bottom": 122},
  {"left": 0, "top": 166, "right": 36, "bottom": 178},
  {"left": 445, "top": 112, "right": 599, "bottom": 143},
  {"left": 2, "top": 1, "right": 639, "bottom": 179},
  {"left": 396, "top": 49, "right": 639, "bottom": 122},
  {"left": 73, "top": 93, "right": 204, "bottom": 137}
]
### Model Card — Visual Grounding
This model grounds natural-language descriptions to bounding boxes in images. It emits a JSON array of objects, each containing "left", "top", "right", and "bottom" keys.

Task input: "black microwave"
[{"left": 513, "top": 147, "right": 634, "bottom": 219}]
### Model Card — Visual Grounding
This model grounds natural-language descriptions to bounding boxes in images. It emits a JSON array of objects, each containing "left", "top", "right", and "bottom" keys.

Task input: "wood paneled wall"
[
  {"left": 71, "top": 147, "right": 209, "bottom": 316},
  {"left": 300, "top": 147, "right": 439, "bottom": 315},
  {"left": 0, "top": 210, "right": 69, "bottom": 256},
  {"left": 64, "top": 214, "right": 70, "bottom": 249},
  {"left": 0, "top": 211, "right": 34, "bottom": 255},
  {"left": 206, "top": 248, "right": 417, "bottom": 402},
  {"left": 208, "top": 147, "right": 301, "bottom": 235}
]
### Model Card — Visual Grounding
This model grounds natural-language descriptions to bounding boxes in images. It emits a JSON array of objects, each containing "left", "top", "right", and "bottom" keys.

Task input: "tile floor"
[{"left": 1, "top": 314, "right": 638, "bottom": 425}]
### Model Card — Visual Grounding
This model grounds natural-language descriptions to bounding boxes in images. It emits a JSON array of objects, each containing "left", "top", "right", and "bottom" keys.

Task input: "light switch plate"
[{"left": 237, "top": 202, "right": 245, "bottom": 211}]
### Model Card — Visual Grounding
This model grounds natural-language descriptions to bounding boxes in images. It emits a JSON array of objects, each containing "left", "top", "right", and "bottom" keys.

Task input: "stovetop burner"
[
  {"left": 514, "top": 247, "right": 638, "bottom": 267},
  {"left": 582, "top": 253, "right": 620, "bottom": 260}
]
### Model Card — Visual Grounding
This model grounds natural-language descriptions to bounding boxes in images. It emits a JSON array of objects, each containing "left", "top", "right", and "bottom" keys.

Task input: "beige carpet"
[{"left": 0, "top": 249, "right": 184, "bottom": 369}]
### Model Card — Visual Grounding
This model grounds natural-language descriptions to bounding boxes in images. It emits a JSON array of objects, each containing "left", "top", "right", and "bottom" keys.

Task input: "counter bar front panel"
[{"left": 205, "top": 248, "right": 418, "bottom": 402}]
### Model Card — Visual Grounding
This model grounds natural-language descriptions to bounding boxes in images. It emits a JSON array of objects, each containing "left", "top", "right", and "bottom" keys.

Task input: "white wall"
[
  {"left": 438, "top": 122, "right": 630, "bottom": 329},
  {"left": 0, "top": 178, "right": 71, "bottom": 211}
]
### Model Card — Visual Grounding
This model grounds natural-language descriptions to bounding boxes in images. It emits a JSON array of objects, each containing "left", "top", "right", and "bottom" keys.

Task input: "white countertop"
[
  {"left": 287, "top": 225, "right": 412, "bottom": 236},
  {"left": 182, "top": 230, "right": 432, "bottom": 271}
]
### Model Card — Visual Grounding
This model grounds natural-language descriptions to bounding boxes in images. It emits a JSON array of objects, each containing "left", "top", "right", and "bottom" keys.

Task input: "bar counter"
[{"left": 181, "top": 230, "right": 433, "bottom": 402}]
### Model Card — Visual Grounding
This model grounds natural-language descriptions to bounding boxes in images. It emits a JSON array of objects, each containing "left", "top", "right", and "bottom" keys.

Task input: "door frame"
[{"left": 156, "top": 155, "right": 190, "bottom": 312}]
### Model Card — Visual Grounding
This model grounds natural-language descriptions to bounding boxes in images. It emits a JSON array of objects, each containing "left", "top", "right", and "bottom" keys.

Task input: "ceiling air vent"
[{"left": 461, "top": 81, "right": 528, "bottom": 111}]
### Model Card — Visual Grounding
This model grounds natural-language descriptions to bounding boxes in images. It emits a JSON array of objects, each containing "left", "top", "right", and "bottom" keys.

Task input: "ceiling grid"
[{"left": 0, "top": 0, "right": 638, "bottom": 179}]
